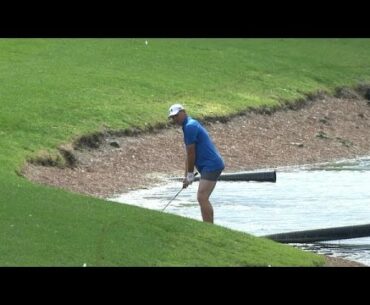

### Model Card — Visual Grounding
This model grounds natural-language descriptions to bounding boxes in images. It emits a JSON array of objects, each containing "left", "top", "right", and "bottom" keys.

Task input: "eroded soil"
[{"left": 23, "top": 92, "right": 370, "bottom": 199}]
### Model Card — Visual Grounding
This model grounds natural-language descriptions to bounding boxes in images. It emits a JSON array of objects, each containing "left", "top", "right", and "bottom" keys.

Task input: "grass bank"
[{"left": 1, "top": 38, "right": 370, "bottom": 266}]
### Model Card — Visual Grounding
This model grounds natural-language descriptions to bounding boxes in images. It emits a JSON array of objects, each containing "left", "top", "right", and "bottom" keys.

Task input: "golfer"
[{"left": 168, "top": 104, "right": 225, "bottom": 223}]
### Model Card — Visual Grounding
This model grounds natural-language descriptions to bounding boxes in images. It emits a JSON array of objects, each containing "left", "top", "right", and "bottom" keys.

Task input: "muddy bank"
[
  {"left": 323, "top": 255, "right": 366, "bottom": 267},
  {"left": 23, "top": 88, "right": 370, "bottom": 199}
]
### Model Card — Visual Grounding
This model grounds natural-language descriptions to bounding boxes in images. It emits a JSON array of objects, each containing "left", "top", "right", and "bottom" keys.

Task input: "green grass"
[
  {"left": 2, "top": 38, "right": 370, "bottom": 266},
  {"left": 0, "top": 174, "right": 323, "bottom": 266}
]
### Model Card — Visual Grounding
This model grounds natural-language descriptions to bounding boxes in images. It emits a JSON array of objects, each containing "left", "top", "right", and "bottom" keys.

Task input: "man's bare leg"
[{"left": 197, "top": 179, "right": 217, "bottom": 223}]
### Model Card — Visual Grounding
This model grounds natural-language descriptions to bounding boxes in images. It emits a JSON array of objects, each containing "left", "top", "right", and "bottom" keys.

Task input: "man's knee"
[
  {"left": 197, "top": 181, "right": 217, "bottom": 203},
  {"left": 197, "top": 190, "right": 209, "bottom": 204}
]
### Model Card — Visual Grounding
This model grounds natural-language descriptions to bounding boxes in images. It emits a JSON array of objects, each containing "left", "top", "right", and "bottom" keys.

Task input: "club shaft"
[
  {"left": 162, "top": 188, "right": 184, "bottom": 211},
  {"left": 162, "top": 172, "right": 198, "bottom": 212}
]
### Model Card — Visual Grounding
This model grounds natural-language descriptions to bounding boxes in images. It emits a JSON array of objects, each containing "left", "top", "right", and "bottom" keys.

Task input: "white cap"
[{"left": 168, "top": 104, "right": 185, "bottom": 118}]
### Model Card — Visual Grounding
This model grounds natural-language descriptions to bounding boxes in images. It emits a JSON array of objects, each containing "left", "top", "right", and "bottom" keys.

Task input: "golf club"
[{"left": 162, "top": 172, "right": 198, "bottom": 212}]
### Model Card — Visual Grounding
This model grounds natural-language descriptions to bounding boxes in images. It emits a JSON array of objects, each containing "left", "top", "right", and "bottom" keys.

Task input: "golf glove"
[{"left": 186, "top": 172, "right": 195, "bottom": 185}]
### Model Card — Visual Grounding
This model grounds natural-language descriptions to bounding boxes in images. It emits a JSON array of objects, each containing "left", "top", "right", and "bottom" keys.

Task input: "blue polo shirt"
[{"left": 182, "top": 116, "right": 225, "bottom": 173}]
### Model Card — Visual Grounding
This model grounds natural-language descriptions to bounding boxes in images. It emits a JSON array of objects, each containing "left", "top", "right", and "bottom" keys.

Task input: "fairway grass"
[{"left": 1, "top": 38, "right": 370, "bottom": 266}]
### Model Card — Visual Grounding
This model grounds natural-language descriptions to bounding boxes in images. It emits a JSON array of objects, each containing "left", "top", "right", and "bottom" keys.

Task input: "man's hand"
[{"left": 183, "top": 172, "right": 194, "bottom": 188}]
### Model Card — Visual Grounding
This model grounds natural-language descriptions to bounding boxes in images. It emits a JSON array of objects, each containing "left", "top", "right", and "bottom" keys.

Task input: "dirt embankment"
[
  {"left": 22, "top": 86, "right": 370, "bottom": 199},
  {"left": 323, "top": 255, "right": 366, "bottom": 267}
]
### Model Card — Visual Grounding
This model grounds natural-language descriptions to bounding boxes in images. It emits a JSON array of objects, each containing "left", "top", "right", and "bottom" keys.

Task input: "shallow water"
[{"left": 109, "top": 156, "right": 370, "bottom": 266}]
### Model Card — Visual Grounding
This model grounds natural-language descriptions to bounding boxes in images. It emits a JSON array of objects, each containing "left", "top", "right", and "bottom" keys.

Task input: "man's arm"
[
  {"left": 186, "top": 144, "right": 196, "bottom": 173},
  {"left": 183, "top": 144, "right": 196, "bottom": 188}
]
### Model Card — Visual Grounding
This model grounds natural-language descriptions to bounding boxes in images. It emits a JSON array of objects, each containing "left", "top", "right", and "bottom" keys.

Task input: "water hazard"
[{"left": 109, "top": 156, "right": 370, "bottom": 266}]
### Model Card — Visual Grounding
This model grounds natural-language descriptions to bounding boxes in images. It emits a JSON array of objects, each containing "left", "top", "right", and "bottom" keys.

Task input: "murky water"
[{"left": 109, "top": 156, "right": 370, "bottom": 266}]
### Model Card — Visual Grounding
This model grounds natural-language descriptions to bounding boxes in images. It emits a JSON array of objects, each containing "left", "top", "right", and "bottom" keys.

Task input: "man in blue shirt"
[{"left": 168, "top": 103, "right": 225, "bottom": 223}]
